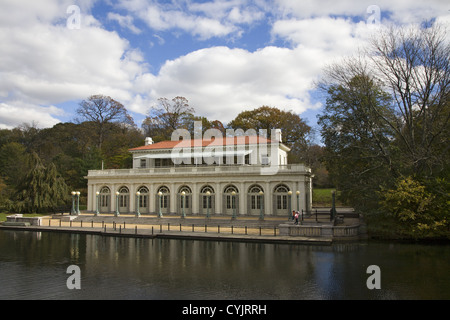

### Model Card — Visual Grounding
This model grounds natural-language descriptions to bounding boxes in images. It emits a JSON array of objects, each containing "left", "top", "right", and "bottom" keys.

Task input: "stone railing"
[
  {"left": 279, "top": 223, "right": 363, "bottom": 241},
  {"left": 88, "top": 164, "right": 310, "bottom": 177},
  {"left": 4, "top": 214, "right": 42, "bottom": 226}
]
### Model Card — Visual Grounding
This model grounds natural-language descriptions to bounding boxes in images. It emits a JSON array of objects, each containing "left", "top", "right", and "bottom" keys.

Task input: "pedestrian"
[
  {"left": 292, "top": 210, "right": 296, "bottom": 221},
  {"left": 294, "top": 211, "right": 299, "bottom": 225}
]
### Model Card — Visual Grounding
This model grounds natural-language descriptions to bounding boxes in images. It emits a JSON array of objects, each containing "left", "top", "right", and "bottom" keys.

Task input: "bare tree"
[
  {"left": 319, "top": 21, "right": 450, "bottom": 177},
  {"left": 76, "top": 94, "right": 135, "bottom": 149},
  {"left": 367, "top": 23, "right": 450, "bottom": 175},
  {"left": 142, "top": 96, "right": 195, "bottom": 141}
]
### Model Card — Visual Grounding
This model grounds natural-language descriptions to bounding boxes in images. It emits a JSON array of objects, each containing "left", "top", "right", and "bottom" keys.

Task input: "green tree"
[
  {"left": 318, "top": 75, "right": 396, "bottom": 210},
  {"left": 14, "top": 153, "right": 69, "bottom": 213},
  {"left": 379, "top": 176, "right": 449, "bottom": 239},
  {"left": 228, "top": 106, "right": 311, "bottom": 163},
  {"left": 0, "top": 142, "right": 30, "bottom": 187}
]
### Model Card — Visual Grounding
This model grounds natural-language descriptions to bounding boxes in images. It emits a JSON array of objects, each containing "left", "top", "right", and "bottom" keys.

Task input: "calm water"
[{"left": 0, "top": 230, "right": 449, "bottom": 300}]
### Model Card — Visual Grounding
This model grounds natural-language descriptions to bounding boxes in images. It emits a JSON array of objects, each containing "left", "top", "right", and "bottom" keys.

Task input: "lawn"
[
  {"left": 312, "top": 188, "right": 342, "bottom": 207},
  {"left": 0, "top": 212, "right": 50, "bottom": 222}
]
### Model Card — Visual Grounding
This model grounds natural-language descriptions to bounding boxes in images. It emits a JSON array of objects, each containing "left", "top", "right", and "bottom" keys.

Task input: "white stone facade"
[{"left": 85, "top": 135, "right": 313, "bottom": 217}]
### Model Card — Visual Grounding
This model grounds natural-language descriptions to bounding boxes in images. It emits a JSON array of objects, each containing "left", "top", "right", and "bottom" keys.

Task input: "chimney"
[
  {"left": 145, "top": 137, "right": 153, "bottom": 146},
  {"left": 274, "top": 129, "right": 282, "bottom": 142}
]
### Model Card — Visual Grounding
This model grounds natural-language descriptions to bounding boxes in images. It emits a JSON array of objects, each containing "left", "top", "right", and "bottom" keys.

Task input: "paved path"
[{"left": 0, "top": 213, "right": 333, "bottom": 245}]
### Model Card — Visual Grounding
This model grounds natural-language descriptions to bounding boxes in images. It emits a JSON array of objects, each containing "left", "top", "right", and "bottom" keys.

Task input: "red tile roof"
[{"left": 129, "top": 136, "right": 275, "bottom": 151}]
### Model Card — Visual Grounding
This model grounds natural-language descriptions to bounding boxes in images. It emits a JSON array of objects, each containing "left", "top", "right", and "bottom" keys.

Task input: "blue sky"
[{"left": 0, "top": 0, "right": 448, "bottom": 141}]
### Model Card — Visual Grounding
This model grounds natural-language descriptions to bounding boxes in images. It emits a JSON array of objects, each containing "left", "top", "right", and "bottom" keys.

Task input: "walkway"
[{"left": 1, "top": 213, "right": 333, "bottom": 245}]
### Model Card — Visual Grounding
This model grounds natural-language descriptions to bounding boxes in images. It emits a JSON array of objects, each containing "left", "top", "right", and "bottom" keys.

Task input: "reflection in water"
[{"left": 0, "top": 230, "right": 449, "bottom": 300}]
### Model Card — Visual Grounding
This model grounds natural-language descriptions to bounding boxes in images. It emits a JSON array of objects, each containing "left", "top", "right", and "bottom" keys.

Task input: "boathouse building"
[{"left": 86, "top": 129, "right": 313, "bottom": 218}]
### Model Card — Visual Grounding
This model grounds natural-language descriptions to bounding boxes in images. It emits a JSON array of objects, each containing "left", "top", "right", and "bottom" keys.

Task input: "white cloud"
[
  {"left": 1, "top": 0, "right": 448, "bottom": 130},
  {"left": 0, "top": 102, "right": 63, "bottom": 129},
  {"left": 0, "top": 0, "right": 147, "bottom": 128},
  {"left": 271, "top": 17, "right": 374, "bottom": 53},
  {"left": 130, "top": 45, "right": 329, "bottom": 124},
  {"left": 117, "top": 0, "right": 266, "bottom": 40},
  {"left": 274, "top": 0, "right": 449, "bottom": 24},
  {"left": 108, "top": 12, "right": 142, "bottom": 34}
]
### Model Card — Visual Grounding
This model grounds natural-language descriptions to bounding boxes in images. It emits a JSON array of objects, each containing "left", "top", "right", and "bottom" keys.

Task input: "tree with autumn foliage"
[{"left": 227, "top": 106, "right": 312, "bottom": 164}]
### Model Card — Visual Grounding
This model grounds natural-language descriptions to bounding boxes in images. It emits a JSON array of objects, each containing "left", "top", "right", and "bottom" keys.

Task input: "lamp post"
[
  {"left": 296, "top": 190, "right": 300, "bottom": 221},
  {"left": 158, "top": 191, "right": 163, "bottom": 218},
  {"left": 231, "top": 191, "right": 236, "bottom": 220},
  {"left": 115, "top": 191, "right": 120, "bottom": 217},
  {"left": 71, "top": 191, "right": 76, "bottom": 215},
  {"left": 95, "top": 191, "right": 100, "bottom": 216},
  {"left": 259, "top": 191, "right": 264, "bottom": 220},
  {"left": 288, "top": 190, "right": 292, "bottom": 220},
  {"left": 181, "top": 191, "right": 186, "bottom": 218},
  {"left": 76, "top": 191, "right": 80, "bottom": 215},
  {"left": 331, "top": 190, "right": 336, "bottom": 221},
  {"left": 135, "top": 191, "right": 140, "bottom": 217},
  {"left": 206, "top": 191, "right": 211, "bottom": 218}
]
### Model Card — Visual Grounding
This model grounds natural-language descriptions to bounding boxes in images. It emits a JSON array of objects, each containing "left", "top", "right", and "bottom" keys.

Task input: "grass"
[
  {"left": 312, "top": 188, "right": 343, "bottom": 207},
  {"left": 0, "top": 212, "right": 51, "bottom": 222}
]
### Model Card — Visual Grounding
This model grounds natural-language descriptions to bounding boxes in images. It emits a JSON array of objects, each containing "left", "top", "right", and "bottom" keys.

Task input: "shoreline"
[
  {"left": 0, "top": 211, "right": 372, "bottom": 245},
  {"left": 0, "top": 224, "right": 334, "bottom": 245}
]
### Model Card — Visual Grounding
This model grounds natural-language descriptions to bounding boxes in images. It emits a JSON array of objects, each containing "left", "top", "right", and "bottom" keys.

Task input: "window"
[
  {"left": 118, "top": 187, "right": 129, "bottom": 208},
  {"left": 139, "top": 195, "right": 147, "bottom": 208},
  {"left": 138, "top": 187, "right": 148, "bottom": 208},
  {"left": 158, "top": 186, "right": 169, "bottom": 209},
  {"left": 180, "top": 195, "right": 189, "bottom": 208},
  {"left": 101, "top": 195, "right": 108, "bottom": 207},
  {"left": 248, "top": 185, "right": 263, "bottom": 210},
  {"left": 277, "top": 195, "right": 287, "bottom": 210},
  {"left": 202, "top": 196, "right": 212, "bottom": 209},
  {"left": 201, "top": 185, "right": 214, "bottom": 209},
  {"left": 140, "top": 159, "right": 147, "bottom": 168},
  {"left": 226, "top": 195, "right": 236, "bottom": 209}
]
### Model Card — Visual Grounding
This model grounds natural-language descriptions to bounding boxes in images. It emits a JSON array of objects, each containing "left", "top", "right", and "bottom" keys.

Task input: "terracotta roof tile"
[{"left": 129, "top": 136, "right": 274, "bottom": 151}]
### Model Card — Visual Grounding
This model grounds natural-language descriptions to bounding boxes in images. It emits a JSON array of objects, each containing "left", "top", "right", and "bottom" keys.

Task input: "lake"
[{"left": 0, "top": 229, "right": 449, "bottom": 300}]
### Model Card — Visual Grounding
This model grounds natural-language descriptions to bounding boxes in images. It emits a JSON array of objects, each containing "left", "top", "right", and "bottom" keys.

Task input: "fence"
[
  {"left": 45, "top": 218, "right": 279, "bottom": 237},
  {"left": 43, "top": 217, "right": 362, "bottom": 239}
]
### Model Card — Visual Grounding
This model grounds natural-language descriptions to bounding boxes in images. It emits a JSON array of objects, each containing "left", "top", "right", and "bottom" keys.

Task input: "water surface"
[{"left": 0, "top": 230, "right": 449, "bottom": 300}]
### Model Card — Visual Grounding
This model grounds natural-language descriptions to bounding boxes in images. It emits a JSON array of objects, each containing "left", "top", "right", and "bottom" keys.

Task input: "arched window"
[
  {"left": 224, "top": 185, "right": 238, "bottom": 194},
  {"left": 248, "top": 184, "right": 264, "bottom": 211},
  {"left": 200, "top": 185, "right": 215, "bottom": 211},
  {"left": 223, "top": 185, "right": 238, "bottom": 212},
  {"left": 157, "top": 186, "right": 170, "bottom": 209},
  {"left": 248, "top": 185, "right": 263, "bottom": 194},
  {"left": 118, "top": 186, "right": 129, "bottom": 209},
  {"left": 274, "top": 184, "right": 290, "bottom": 193},
  {"left": 157, "top": 186, "right": 169, "bottom": 194},
  {"left": 274, "top": 184, "right": 290, "bottom": 211},
  {"left": 99, "top": 186, "right": 110, "bottom": 210},
  {"left": 200, "top": 185, "right": 214, "bottom": 194},
  {"left": 178, "top": 185, "right": 191, "bottom": 209},
  {"left": 137, "top": 186, "right": 149, "bottom": 209},
  {"left": 178, "top": 185, "right": 192, "bottom": 194}
]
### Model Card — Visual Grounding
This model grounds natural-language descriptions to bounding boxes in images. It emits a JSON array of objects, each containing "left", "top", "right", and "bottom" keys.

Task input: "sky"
[{"left": 0, "top": 0, "right": 449, "bottom": 139}]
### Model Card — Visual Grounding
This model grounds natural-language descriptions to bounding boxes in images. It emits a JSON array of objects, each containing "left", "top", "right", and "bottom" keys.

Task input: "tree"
[
  {"left": 228, "top": 106, "right": 311, "bottom": 163},
  {"left": 76, "top": 94, "right": 135, "bottom": 149},
  {"left": 14, "top": 153, "right": 69, "bottom": 213},
  {"left": 317, "top": 21, "right": 450, "bottom": 238},
  {"left": 142, "top": 96, "right": 195, "bottom": 142},
  {"left": 0, "top": 142, "right": 30, "bottom": 187},
  {"left": 379, "top": 176, "right": 449, "bottom": 239},
  {"left": 318, "top": 75, "right": 395, "bottom": 210},
  {"left": 366, "top": 23, "right": 450, "bottom": 177}
]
